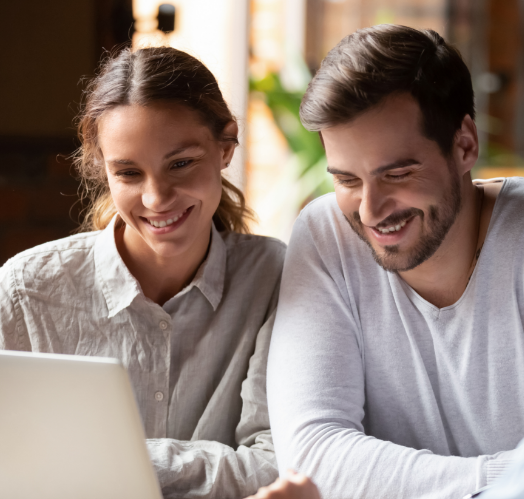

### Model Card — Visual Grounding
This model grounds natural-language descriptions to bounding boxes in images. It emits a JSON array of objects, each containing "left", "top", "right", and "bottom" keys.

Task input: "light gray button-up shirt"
[{"left": 0, "top": 217, "right": 286, "bottom": 498}]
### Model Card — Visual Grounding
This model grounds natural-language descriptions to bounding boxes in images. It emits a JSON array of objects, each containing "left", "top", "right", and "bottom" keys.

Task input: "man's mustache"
[{"left": 352, "top": 208, "right": 424, "bottom": 229}]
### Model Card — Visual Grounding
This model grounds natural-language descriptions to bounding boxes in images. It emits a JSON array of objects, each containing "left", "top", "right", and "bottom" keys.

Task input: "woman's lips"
[{"left": 141, "top": 206, "right": 194, "bottom": 234}]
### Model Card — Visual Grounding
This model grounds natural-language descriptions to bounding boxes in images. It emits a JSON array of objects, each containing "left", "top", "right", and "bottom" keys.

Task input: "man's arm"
[
  {"left": 147, "top": 312, "right": 279, "bottom": 499},
  {"left": 267, "top": 217, "right": 515, "bottom": 499},
  {"left": 245, "top": 471, "right": 321, "bottom": 499}
]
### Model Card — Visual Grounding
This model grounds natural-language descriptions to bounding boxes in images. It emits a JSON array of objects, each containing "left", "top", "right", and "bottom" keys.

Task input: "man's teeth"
[
  {"left": 147, "top": 209, "right": 187, "bottom": 228},
  {"left": 378, "top": 220, "right": 407, "bottom": 234}
]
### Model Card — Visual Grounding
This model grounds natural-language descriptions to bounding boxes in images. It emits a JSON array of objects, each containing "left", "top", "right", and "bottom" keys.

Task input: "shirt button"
[
  {"left": 159, "top": 320, "right": 168, "bottom": 330},
  {"left": 154, "top": 391, "right": 164, "bottom": 401}
]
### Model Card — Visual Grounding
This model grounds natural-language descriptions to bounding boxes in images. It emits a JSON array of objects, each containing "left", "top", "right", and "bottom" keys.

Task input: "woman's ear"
[
  {"left": 221, "top": 120, "right": 239, "bottom": 170},
  {"left": 453, "top": 114, "right": 478, "bottom": 176}
]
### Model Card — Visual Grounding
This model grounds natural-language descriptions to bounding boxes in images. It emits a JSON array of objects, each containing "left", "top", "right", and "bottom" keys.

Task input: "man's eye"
[
  {"left": 337, "top": 177, "right": 358, "bottom": 186},
  {"left": 171, "top": 160, "right": 192, "bottom": 169},
  {"left": 387, "top": 172, "right": 410, "bottom": 180}
]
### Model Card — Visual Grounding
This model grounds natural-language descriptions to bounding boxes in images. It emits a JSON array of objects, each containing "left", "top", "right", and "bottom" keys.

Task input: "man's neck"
[{"left": 398, "top": 178, "right": 502, "bottom": 309}]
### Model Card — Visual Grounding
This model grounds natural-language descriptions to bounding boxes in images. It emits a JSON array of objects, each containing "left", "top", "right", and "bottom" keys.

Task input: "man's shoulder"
[
  {"left": 490, "top": 177, "right": 524, "bottom": 230},
  {"left": 300, "top": 192, "right": 340, "bottom": 220},
  {"left": 499, "top": 176, "right": 524, "bottom": 204},
  {"left": 295, "top": 192, "right": 358, "bottom": 244}
]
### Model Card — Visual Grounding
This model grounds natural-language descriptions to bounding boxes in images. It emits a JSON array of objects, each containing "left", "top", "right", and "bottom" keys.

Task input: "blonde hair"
[{"left": 74, "top": 46, "right": 254, "bottom": 234}]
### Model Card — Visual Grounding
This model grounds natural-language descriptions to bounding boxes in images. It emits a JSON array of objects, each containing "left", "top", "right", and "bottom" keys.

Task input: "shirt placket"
[{"left": 149, "top": 315, "right": 171, "bottom": 438}]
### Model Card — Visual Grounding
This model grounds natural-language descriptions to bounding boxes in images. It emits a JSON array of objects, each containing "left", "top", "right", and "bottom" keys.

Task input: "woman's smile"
[{"left": 140, "top": 205, "right": 194, "bottom": 234}]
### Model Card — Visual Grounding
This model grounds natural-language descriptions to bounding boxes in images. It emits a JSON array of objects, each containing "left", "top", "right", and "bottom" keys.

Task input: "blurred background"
[{"left": 1, "top": 0, "right": 523, "bottom": 264}]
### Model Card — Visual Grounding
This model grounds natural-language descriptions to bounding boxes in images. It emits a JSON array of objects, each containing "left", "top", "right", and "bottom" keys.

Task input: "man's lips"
[{"left": 369, "top": 216, "right": 415, "bottom": 243}]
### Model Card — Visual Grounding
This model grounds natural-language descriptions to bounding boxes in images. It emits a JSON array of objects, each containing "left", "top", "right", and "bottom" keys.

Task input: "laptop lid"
[{"left": 0, "top": 350, "right": 163, "bottom": 499}]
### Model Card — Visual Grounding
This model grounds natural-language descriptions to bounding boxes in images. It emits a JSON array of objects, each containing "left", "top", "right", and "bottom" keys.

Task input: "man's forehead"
[{"left": 320, "top": 95, "right": 435, "bottom": 173}]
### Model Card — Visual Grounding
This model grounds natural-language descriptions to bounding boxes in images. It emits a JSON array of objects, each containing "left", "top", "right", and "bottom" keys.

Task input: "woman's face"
[{"left": 98, "top": 101, "right": 236, "bottom": 259}]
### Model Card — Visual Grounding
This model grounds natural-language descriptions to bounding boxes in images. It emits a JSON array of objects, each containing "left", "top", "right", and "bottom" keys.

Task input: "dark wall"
[{"left": 0, "top": 0, "right": 133, "bottom": 265}]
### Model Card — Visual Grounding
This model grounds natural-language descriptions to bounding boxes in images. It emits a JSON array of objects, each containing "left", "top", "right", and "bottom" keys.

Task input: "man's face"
[{"left": 322, "top": 93, "right": 462, "bottom": 272}]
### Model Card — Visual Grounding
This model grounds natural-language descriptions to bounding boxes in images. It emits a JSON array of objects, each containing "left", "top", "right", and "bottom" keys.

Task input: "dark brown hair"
[
  {"left": 74, "top": 46, "right": 254, "bottom": 233},
  {"left": 300, "top": 24, "right": 475, "bottom": 156}
]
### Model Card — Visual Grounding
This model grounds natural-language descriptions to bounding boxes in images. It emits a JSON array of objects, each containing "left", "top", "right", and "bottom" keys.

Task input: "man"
[
  {"left": 245, "top": 442, "right": 524, "bottom": 499},
  {"left": 266, "top": 25, "right": 524, "bottom": 499}
]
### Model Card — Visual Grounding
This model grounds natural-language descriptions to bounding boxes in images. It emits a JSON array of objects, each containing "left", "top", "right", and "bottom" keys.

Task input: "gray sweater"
[{"left": 267, "top": 177, "right": 524, "bottom": 499}]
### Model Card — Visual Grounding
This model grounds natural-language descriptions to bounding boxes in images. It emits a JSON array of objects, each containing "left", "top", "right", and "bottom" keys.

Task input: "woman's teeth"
[
  {"left": 378, "top": 220, "right": 407, "bottom": 234},
  {"left": 147, "top": 209, "right": 187, "bottom": 228}
]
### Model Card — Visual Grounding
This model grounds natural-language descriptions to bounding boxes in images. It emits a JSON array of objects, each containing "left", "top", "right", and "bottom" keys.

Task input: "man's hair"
[{"left": 300, "top": 24, "right": 475, "bottom": 156}]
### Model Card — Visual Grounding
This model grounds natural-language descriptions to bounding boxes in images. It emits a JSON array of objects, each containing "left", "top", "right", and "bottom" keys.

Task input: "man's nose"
[
  {"left": 142, "top": 178, "right": 175, "bottom": 211},
  {"left": 358, "top": 182, "right": 392, "bottom": 227}
]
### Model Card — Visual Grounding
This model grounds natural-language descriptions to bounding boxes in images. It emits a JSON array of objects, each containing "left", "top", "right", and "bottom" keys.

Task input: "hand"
[{"left": 244, "top": 470, "right": 321, "bottom": 499}]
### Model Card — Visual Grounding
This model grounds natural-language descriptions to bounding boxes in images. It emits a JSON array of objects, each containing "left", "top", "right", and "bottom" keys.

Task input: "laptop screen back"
[{"left": 0, "top": 350, "right": 162, "bottom": 499}]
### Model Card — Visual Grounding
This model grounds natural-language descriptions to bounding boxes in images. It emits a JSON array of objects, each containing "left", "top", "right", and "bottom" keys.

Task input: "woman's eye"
[
  {"left": 171, "top": 159, "right": 192, "bottom": 169},
  {"left": 116, "top": 170, "right": 139, "bottom": 177}
]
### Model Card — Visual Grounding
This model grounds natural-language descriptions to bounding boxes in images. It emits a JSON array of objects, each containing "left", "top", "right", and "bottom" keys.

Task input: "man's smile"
[{"left": 368, "top": 216, "right": 416, "bottom": 246}]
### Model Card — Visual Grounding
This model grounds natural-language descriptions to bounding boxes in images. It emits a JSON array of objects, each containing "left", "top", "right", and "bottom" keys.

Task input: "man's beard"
[{"left": 345, "top": 164, "right": 462, "bottom": 273}]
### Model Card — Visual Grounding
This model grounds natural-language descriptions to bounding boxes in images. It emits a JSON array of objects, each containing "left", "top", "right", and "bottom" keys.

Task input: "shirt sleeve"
[
  {"left": 146, "top": 311, "right": 278, "bottom": 499},
  {"left": 0, "top": 261, "right": 24, "bottom": 350},
  {"left": 480, "top": 439, "right": 524, "bottom": 499},
  {"left": 267, "top": 217, "right": 514, "bottom": 499}
]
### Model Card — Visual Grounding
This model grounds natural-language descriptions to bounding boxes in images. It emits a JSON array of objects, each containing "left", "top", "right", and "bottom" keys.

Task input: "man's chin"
[
  {"left": 353, "top": 229, "right": 428, "bottom": 273},
  {"left": 369, "top": 245, "right": 418, "bottom": 273}
]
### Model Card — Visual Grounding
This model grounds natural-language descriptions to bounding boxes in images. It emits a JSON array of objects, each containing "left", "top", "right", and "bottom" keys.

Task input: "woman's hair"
[
  {"left": 74, "top": 46, "right": 254, "bottom": 233},
  {"left": 300, "top": 25, "right": 475, "bottom": 157}
]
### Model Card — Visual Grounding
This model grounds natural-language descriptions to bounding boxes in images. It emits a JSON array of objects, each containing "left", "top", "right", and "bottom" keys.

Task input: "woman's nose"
[{"left": 142, "top": 178, "right": 175, "bottom": 212}]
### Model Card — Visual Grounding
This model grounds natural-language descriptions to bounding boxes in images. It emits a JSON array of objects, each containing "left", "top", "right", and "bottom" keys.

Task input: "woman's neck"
[{"left": 115, "top": 222, "right": 212, "bottom": 306}]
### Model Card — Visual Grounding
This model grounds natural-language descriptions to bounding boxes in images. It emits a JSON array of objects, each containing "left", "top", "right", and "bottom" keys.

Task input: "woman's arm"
[
  {"left": 146, "top": 311, "right": 279, "bottom": 499},
  {"left": 0, "top": 262, "right": 24, "bottom": 350}
]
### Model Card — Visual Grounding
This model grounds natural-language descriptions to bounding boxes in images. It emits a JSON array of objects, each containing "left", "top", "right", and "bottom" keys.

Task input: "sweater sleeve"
[
  {"left": 146, "top": 311, "right": 278, "bottom": 499},
  {"left": 267, "top": 217, "right": 513, "bottom": 499}
]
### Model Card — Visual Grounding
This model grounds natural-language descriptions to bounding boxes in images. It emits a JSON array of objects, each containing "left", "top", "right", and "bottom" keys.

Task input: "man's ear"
[
  {"left": 453, "top": 114, "right": 478, "bottom": 175},
  {"left": 221, "top": 121, "right": 239, "bottom": 170}
]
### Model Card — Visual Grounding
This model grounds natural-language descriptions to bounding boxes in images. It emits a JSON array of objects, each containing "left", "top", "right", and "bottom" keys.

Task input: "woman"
[{"left": 0, "top": 47, "right": 285, "bottom": 498}]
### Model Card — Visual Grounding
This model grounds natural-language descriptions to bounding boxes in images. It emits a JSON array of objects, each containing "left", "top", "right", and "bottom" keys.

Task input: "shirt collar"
[
  {"left": 186, "top": 222, "right": 226, "bottom": 311},
  {"left": 94, "top": 216, "right": 142, "bottom": 318},
  {"left": 94, "top": 217, "right": 227, "bottom": 317}
]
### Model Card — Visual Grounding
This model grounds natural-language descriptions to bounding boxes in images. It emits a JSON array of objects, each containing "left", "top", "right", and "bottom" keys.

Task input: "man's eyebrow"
[
  {"left": 327, "top": 159, "right": 420, "bottom": 177},
  {"left": 106, "top": 143, "right": 204, "bottom": 166},
  {"left": 327, "top": 166, "right": 357, "bottom": 176}
]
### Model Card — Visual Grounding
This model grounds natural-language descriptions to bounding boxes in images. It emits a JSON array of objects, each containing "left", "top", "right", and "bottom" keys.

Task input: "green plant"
[{"left": 250, "top": 72, "right": 333, "bottom": 207}]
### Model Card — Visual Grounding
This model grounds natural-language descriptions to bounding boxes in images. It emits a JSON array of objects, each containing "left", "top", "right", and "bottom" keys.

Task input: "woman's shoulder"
[
  {"left": 221, "top": 231, "right": 286, "bottom": 258},
  {"left": 1, "top": 231, "right": 101, "bottom": 277},
  {"left": 219, "top": 231, "right": 286, "bottom": 276}
]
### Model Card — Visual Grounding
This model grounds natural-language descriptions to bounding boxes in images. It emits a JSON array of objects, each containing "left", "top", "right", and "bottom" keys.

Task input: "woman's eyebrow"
[
  {"left": 106, "top": 143, "right": 205, "bottom": 166},
  {"left": 163, "top": 143, "right": 204, "bottom": 160},
  {"left": 107, "top": 158, "right": 135, "bottom": 166}
]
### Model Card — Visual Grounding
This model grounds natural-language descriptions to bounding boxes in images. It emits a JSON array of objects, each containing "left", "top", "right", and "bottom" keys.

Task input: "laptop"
[{"left": 0, "top": 350, "right": 163, "bottom": 499}]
